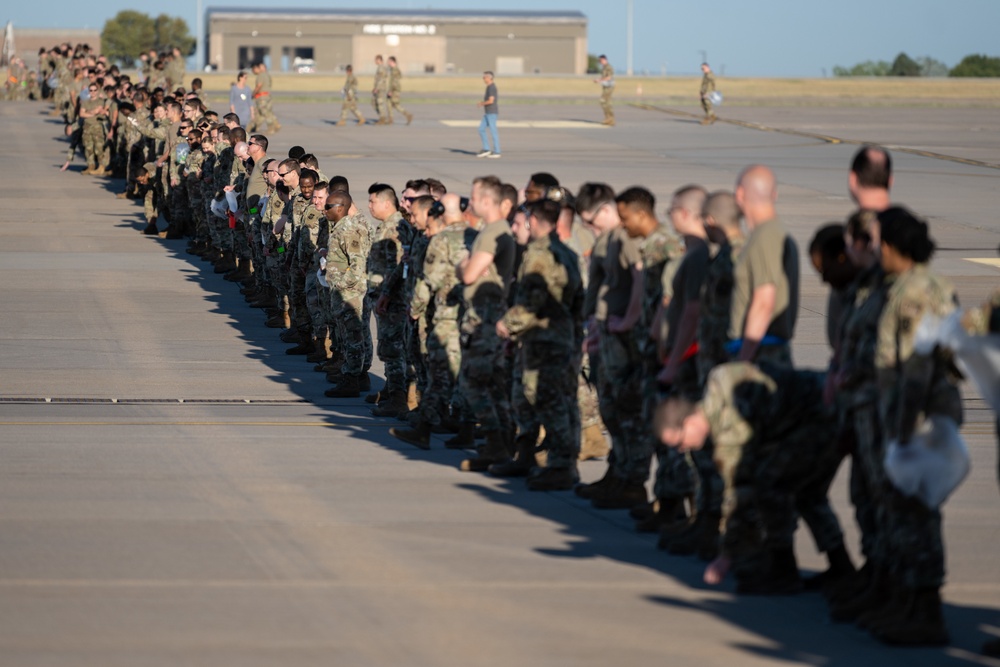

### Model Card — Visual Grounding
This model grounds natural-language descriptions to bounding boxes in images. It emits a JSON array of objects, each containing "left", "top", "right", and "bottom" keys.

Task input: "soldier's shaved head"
[
  {"left": 703, "top": 191, "right": 740, "bottom": 230},
  {"left": 735, "top": 165, "right": 777, "bottom": 228}
]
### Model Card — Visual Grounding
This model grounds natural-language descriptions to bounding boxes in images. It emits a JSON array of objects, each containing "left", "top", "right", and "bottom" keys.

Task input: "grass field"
[{"left": 193, "top": 72, "right": 1000, "bottom": 107}]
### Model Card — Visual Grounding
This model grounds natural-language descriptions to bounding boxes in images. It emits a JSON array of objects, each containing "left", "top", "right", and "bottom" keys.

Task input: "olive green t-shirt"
[
  {"left": 464, "top": 219, "right": 515, "bottom": 311},
  {"left": 728, "top": 218, "right": 799, "bottom": 341}
]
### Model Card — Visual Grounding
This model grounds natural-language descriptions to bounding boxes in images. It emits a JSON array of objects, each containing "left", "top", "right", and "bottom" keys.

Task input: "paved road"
[{"left": 1, "top": 99, "right": 999, "bottom": 667}]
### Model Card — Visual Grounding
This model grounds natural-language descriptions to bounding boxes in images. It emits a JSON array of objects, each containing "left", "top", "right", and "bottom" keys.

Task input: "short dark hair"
[
  {"left": 250, "top": 134, "right": 268, "bottom": 151},
  {"left": 222, "top": 112, "right": 240, "bottom": 124},
  {"left": 851, "top": 145, "right": 892, "bottom": 190},
  {"left": 527, "top": 199, "right": 561, "bottom": 227},
  {"left": 809, "top": 223, "right": 846, "bottom": 258},
  {"left": 298, "top": 168, "right": 319, "bottom": 183},
  {"left": 575, "top": 182, "right": 616, "bottom": 216},
  {"left": 368, "top": 182, "right": 399, "bottom": 210},
  {"left": 287, "top": 145, "right": 306, "bottom": 160},
  {"left": 616, "top": 187, "right": 656, "bottom": 215},
  {"left": 229, "top": 127, "right": 247, "bottom": 144},
  {"left": 278, "top": 159, "right": 301, "bottom": 175},
  {"left": 411, "top": 195, "right": 435, "bottom": 214},
  {"left": 878, "top": 206, "right": 935, "bottom": 263},
  {"left": 529, "top": 172, "right": 560, "bottom": 190},
  {"left": 330, "top": 175, "right": 350, "bottom": 193}
]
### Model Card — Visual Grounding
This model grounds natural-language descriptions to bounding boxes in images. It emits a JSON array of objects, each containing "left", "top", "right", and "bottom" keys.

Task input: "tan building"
[
  {"left": 206, "top": 8, "right": 587, "bottom": 75},
  {"left": 6, "top": 28, "right": 101, "bottom": 68}
]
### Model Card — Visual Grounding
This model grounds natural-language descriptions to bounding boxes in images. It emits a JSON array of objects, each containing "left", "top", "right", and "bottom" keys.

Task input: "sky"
[{"left": 6, "top": 0, "right": 1000, "bottom": 77}]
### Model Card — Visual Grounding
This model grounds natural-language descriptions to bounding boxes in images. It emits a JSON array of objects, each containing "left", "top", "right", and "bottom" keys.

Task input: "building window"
[{"left": 238, "top": 46, "right": 270, "bottom": 70}]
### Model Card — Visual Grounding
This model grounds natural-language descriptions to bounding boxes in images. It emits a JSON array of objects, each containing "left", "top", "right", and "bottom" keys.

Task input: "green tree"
[
  {"left": 833, "top": 60, "right": 891, "bottom": 76},
  {"left": 100, "top": 10, "right": 156, "bottom": 66},
  {"left": 153, "top": 14, "right": 196, "bottom": 57},
  {"left": 917, "top": 56, "right": 949, "bottom": 77},
  {"left": 890, "top": 52, "right": 921, "bottom": 76},
  {"left": 101, "top": 10, "right": 195, "bottom": 66},
  {"left": 950, "top": 54, "right": 1000, "bottom": 77}
]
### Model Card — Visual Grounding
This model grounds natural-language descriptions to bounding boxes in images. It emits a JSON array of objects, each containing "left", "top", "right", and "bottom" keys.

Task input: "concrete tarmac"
[{"left": 1, "top": 98, "right": 999, "bottom": 666}]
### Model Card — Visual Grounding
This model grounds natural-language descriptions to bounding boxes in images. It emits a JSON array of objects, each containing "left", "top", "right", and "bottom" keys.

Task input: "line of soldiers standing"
[{"left": 43, "top": 53, "right": 999, "bottom": 651}]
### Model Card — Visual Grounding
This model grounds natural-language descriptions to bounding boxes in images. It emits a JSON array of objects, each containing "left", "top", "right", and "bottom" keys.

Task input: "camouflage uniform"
[
  {"left": 961, "top": 287, "right": 1000, "bottom": 486},
  {"left": 327, "top": 214, "right": 371, "bottom": 376},
  {"left": 388, "top": 64, "right": 409, "bottom": 122},
  {"left": 372, "top": 62, "right": 389, "bottom": 122},
  {"left": 412, "top": 221, "right": 474, "bottom": 426},
  {"left": 704, "top": 362, "right": 845, "bottom": 565},
  {"left": 211, "top": 142, "right": 236, "bottom": 253},
  {"left": 79, "top": 97, "right": 107, "bottom": 170},
  {"left": 700, "top": 70, "right": 717, "bottom": 120},
  {"left": 599, "top": 61, "right": 615, "bottom": 123},
  {"left": 875, "top": 264, "right": 962, "bottom": 590},
  {"left": 339, "top": 72, "right": 364, "bottom": 124},
  {"left": 262, "top": 189, "right": 293, "bottom": 315},
  {"left": 184, "top": 145, "right": 207, "bottom": 241},
  {"left": 252, "top": 69, "right": 279, "bottom": 131},
  {"left": 636, "top": 225, "right": 690, "bottom": 502},
  {"left": 290, "top": 192, "right": 320, "bottom": 336},
  {"left": 502, "top": 232, "right": 585, "bottom": 467},
  {"left": 368, "top": 211, "right": 416, "bottom": 395},
  {"left": 403, "top": 233, "right": 431, "bottom": 394},
  {"left": 460, "top": 219, "right": 516, "bottom": 434}
]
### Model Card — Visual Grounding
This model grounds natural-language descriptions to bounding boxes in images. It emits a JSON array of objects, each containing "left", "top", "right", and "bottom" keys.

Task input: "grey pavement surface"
[{"left": 1, "top": 98, "right": 999, "bottom": 666}]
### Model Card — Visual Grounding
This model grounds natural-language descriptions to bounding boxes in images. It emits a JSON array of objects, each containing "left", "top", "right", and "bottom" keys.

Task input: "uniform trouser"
[
  {"left": 362, "top": 295, "right": 374, "bottom": 372},
  {"left": 596, "top": 326, "right": 647, "bottom": 484},
  {"left": 82, "top": 123, "right": 104, "bottom": 168},
  {"left": 518, "top": 343, "right": 580, "bottom": 468},
  {"left": 254, "top": 96, "right": 278, "bottom": 129},
  {"left": 388, "top": 91, "right": 407, "bottom": 118},
  {"left": 849, "top": 400, "right": 888, "bottom": 564},
  {"left": 167, "top": 180, "right": 191, "bottom": 233},
  {"left": 600, "top": 87, "right": 614, "bottom": 120},
  {"left": 577, "top": 352, "right": 602, "bottom": 431},
  {"left": 373, "top": 92, "right": 388, "bottom": 120},
  {"left": 267, "top": 259, "right": 289, "bottom": 312},
  {"left": 375, "top": 301, "right": 407, "bottom": 394},
  {"left": 290, "top": 266, "right": 310, "bottom": 333},
  {"left": 233, "top": 221, "right": 251, "bottom": 262},
  {"left": 419, "top": 318, "right": 461, "bottom": 427},
  {"left": 305, "top": 271, "right": 328, "bottom": 339},
  {"left": 701, "top": 97, "right": 715, "bottom": 118},
  {"left": 459, "top": 318, "right": 513, "bottom": 433},
  {"left": 333, "top": 293, "right": 367, "bottom": 375},
  {"left": 340, "top": 98, "right": 363, "bottom": 122}
]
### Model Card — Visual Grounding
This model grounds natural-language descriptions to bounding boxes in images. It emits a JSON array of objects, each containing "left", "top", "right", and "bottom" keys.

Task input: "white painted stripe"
[{"left": 965, "top": 258, "right": 1000, "bottom": 268}]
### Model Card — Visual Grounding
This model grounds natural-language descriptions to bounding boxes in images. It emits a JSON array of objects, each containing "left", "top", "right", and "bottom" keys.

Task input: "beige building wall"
[{"left": 207, "top": 11, "right": 587, "bottom": 75}]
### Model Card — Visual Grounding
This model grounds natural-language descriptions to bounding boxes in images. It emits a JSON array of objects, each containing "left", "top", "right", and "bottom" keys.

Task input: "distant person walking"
[
  {"left": 229, "top": 70, "right": 254, "bottom": 128},
  {"left": 700, "top": 63, "right": 717, "bottom": 125},
  {"left": 477, "top": 71, "right": 501, "bottom": 159},
  {"left": 595, "top": 54, "right": 615, "bottom": 126}
]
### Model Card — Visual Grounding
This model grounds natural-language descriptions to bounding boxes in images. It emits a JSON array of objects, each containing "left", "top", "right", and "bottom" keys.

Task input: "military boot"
[
  {"left": 803, "top": 544, "right": 856, "bottom": 592},
  {"left": 667, "top": 511, "right": 711, "bottom": 556},
  {"left": 735, "top": 547, "right": 803, "bottom": 595},
  {"left": 858, "top": 580, "right": 912, "bottom": 632},
  {"left": 982, "top": 638, "right": 1000, "bottom": 658},
  {"left": 574, "top": 465, "right": 615, "bottom": 499},
  {"left": 214, "top": 251, "right": 237, "bottom": 274},
  {"left": 830, "top": 565, "right": 890, "bottom": 622},
  {"left": 405, "top": 112, "right": 413, "bottom": 125},
  {"left": 371, "top": 391, "right": 408, "bottom": 418},
  {"left": 488, "top": 433, "right": 536, "bottom": 478},
  {"left": 336, "top": 119, "right": 347, "bottom": 127},
  {"left": 285, "top": 334, "right": 316, "bottom": 355},
  {"left": 390, "top": 421, "right": 432, "bottom": 450},
  {"left": 444, "top": 421, "right": 476, "bottom": 450},
  {"left": 142, "top": 217, "right": 159, "bottom": 235},
  {"left": 325, "top": 374, "right": 361, "bottom": 398},
  {"left": 591, "top": 478, "right": 649, "bottom": 510},
  {"left": 634, "top": 497, "right": 682, "bottom": 534},
  {"left": 875, "top": 587, "right": 948, "bottom": 646},
  {"left": 460, "top": 432, "right": 510, "bottom": 472},
  {"left": 826, "top": 560, "right": 873, "bottom": 605},
  {"left": 306, "top": 336, "right": 331, "bottom": 363},
  {"left": 266, "top": 310, "right": 290, "bottom": 329},
  {"left": 526, "top": 465, "right": 580, "bottom": 491},
  {"left": 358, "top": 374, "right": 371, "bottom": 392},
  {"left": 224, "top": 260, "right": 249, "bottom": 282},
  {"left": 365, "top": 389, "right": 382, "bottom": 405},
  {"left": 696, "top": 512, "right": 722, "bottom": 561},
  {"left": 578, "top": 424, "right": 610, "bottom": 461}
]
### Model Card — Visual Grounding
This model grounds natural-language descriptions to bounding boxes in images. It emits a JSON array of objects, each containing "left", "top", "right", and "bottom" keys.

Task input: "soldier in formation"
[{"left": 44, "top": 54, "right": 996, "bottom": 650}]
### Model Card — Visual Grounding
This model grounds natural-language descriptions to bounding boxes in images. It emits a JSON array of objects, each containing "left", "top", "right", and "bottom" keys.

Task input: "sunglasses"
[{"left": 324, "top": 203, "right": 345, "bottom": 210}]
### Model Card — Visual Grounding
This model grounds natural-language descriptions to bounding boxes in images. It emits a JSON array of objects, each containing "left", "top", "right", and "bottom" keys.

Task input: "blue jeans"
[{"left": 478, "top": 113, "right": 500, "bottom": 153}]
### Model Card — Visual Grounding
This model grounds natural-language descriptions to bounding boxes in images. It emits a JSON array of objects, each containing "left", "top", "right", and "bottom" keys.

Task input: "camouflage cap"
[{"left": 142, "top": 162, "right": 157, "bottom": 176}]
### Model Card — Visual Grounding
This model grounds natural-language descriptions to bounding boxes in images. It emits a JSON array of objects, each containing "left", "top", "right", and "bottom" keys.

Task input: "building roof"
[{"left": 206, "top": 8, "right": 587, "bottom": 24}]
